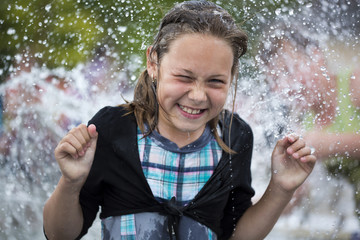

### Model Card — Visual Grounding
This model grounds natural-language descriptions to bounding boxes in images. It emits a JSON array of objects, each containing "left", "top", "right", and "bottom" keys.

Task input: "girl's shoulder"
[
  {"left": 88, "top": 105, "right": 137, "bottom": 141},
  {"left": 220, "top": 109, "right": 252, "bottom": 133},
  {"left": 219, "top": 110, "right": 253, "bottom": 150},
  {"left": 90, "top": 105, "right": 134, "bottom": 124}
]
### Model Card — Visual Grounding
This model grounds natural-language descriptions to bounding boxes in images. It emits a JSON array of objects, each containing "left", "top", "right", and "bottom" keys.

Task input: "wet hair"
[{"left": 123, "top": 0, "right": 248, "bottom": 153}]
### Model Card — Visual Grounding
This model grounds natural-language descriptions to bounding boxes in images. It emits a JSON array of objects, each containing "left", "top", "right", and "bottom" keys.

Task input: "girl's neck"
[{"left": 156, "top": 124, "right": 206, "bottom": 148}]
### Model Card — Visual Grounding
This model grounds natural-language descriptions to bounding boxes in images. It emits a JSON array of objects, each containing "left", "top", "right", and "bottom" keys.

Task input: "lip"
[{"left": 177, "top": 104, "right": 206, "bottom": 119}]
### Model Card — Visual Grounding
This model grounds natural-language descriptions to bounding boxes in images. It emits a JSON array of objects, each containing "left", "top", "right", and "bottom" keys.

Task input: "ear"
[{"left": 146, "top": 46, "right": 158, "bottom": 79}]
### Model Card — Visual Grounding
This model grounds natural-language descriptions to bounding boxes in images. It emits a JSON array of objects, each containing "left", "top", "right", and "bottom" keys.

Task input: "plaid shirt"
[{"left": 101, "top": 126, "right": 222, "bottom": 239}]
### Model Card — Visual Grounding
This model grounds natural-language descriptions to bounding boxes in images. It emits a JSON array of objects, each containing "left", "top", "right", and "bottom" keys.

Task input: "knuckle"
[
  {"left": 63, "top": 134, "right": 73, "bottom": 143},
  {"left": 78, "top": 123, "right": 87, "bottom": 130}
]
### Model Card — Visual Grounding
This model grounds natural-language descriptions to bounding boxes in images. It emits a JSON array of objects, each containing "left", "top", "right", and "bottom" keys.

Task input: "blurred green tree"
[{"left": 0, "top": 0, "right": 305, "bottom": 83}]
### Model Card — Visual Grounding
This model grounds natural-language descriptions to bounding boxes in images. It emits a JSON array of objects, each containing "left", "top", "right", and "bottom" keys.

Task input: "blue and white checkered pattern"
[
  {"left": 119, "top": 214, "right": 136, "bottom": 238},
  {"left": 101, "top": 127, "right": 222, "bottom": 239}
]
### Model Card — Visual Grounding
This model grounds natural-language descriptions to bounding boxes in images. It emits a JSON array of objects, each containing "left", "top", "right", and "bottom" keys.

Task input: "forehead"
[
  {"left": 168, "top": 33, "right": 229, "bottom": 51},
  {"left": 162, "top": 33, "right": 233, "bottom": 69}
]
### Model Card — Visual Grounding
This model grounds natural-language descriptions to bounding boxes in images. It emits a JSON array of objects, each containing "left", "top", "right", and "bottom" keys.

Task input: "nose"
[{"left": 188, "top": 82, "right": 207, "bottom": 104}]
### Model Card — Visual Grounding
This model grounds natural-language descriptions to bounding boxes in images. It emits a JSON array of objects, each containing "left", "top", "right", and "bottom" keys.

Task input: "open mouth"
[{"left": 178, "top": 104, "right": 205, "bottom": 115}]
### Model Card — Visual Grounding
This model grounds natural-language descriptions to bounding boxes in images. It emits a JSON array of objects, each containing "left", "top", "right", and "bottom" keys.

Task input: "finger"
[
  {"left": 300, "top": 154, "right": 317, "bottom": 165},
  {"left": 273, "top": 134, "right": 299, "bottom": 156},
  {"left": 70, "top": 125, "right": 94, "bottom": 152},
  {"left": 287, "top": 137, "right": 306, "bottom": 155},
  {"left": 75, "top": 124, "right": 97, "bottom": 151},
  {"left": 62, "top": 133, "right": 85, "bottom": 157},
  {"left": 55, "top": 141, "right": 79, "bottom": 159},
  {"left": 291, "top": 146, "right": 311, "bottom": 159},
  {"left": 78, "top": 124, "right": 92, "bottom": 143},
  {"left": 273, "top": 137, "right": 289, "bottom": 156},
  {"left": 286, "top": 134, "right": 299, "bottom": 144},
  {"left": 87, "top": 124, "right": 98, "bottom": 139},
  {"left": 70, "top": 125, "right": 89, "bottom": 145},
  {"left": 87, "top": 125, "right": 98, "bottom": 154}
]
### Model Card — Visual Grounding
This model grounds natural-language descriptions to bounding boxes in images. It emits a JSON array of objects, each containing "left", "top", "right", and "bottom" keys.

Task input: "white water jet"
[{"left": 0, "top": 0, "right": 359, "bottom": 239}]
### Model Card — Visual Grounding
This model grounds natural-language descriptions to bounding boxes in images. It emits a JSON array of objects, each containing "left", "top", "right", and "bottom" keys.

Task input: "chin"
[
  {"left": 173, "top": 121, "right": 204, "bottom": 133},
  {"left": 176, "top": 125, "right": 200, "bottom": 133}
]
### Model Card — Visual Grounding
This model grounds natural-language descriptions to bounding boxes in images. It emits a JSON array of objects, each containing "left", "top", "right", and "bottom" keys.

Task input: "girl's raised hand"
[
  {"left": 271, "top": 134, "right": 316, "bottom": 193},
  {"left": 54, "top": 124, "right": 98, "bottom": 186}
]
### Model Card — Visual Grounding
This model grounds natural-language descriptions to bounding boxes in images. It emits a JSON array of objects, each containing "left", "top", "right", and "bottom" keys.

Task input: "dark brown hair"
[{"left": 123, "top": 0, "right": 247, "bottom": 153}]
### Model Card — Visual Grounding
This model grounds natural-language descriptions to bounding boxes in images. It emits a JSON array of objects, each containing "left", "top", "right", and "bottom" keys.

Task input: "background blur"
[
  {"left": 0, "top": 0, "right": 315, "bottom": 83},
  {"left": 0, "top": 0, "right": 359, "bottom": 239}
]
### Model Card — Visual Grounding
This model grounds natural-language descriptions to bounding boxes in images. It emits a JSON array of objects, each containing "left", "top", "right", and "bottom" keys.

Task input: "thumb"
[
  {"left": 86, "top": 124, "right": 98, "bottom": 152},
  {"left": 88, "top": 124, "right": 98, "bottom": 139},
  {"left": 273, "top": 136, "right": 289, "bottom": 156},
  {"left": 273, "top": 134, "right": 300, "bottom": 157}
]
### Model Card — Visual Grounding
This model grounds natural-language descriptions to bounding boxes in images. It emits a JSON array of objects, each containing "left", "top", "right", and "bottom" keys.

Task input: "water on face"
[{"left": 0, "top": 0, "right": 359, "bottom": 239}]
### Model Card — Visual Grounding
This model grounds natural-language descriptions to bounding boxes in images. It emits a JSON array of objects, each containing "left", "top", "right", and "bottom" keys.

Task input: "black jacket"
[{"left": 77, "top": 106, "right": 254, "bottom": 239}]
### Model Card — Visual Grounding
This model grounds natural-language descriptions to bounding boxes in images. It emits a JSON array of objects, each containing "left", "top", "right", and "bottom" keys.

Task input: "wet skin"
[{"left": 147, "top": 33, "right": 234, "bottom": 148}]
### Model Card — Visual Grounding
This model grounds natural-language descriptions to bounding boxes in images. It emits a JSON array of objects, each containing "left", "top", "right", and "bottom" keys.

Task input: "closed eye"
[
  {"left": 178, "top": 75, "right": 191, "bottom": 79},
  {"left": 209, "top": 79, "right": 224, "bottom": 83},
  {"left": 176, "top": 75, "right": 193, "bottom": 82},
  {"left": 208, "top": 78, "right": 228, "bottom": 89},
  {"left": 208, "top": 79, "right": 227, "bottom": 86}
]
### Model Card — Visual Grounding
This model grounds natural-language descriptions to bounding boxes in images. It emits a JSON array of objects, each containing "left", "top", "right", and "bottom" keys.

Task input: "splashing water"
[
  {"left": 0, "top": 65, "right": 131, "bottom": 239},
  {"left": 236, "top": 1, "right": 360, "bottom": 239},
  {"left": 0, "top": 0, "right": 360, "bottom": 239}
]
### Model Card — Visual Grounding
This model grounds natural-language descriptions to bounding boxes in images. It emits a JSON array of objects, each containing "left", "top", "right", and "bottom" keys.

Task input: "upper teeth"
[{"left": 180, "top": 105, "right": 201, "bottom": 114}]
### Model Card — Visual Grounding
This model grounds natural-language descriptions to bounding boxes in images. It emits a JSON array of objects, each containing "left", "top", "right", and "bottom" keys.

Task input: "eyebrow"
[
  {"left": 180, "top": 69, "right": 195, "bottom": 76},
  {"left": 176, "top": 68, "right": 228, "bottom": 78}
]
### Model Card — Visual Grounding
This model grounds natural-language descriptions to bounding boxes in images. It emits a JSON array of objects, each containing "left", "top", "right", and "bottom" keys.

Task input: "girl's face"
[{"left": 148, "top": 33, "right": 233, "bottom": 144}]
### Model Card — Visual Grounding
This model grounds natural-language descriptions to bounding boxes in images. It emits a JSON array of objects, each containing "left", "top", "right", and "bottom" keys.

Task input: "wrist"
[
  {"left": 267, "top": 178, "right": 295, "bottom": 201},
  {"left": 59, "top": 176, "right": 84, "bottom": 195}
]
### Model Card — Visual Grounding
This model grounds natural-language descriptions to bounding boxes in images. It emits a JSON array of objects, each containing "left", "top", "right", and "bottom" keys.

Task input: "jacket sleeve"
[
  {"left": 219, "top": 147, "right": 254, "bottom": 239},
  {"left": 75, "top": 107, "right": 113, "bottom": 239},
  {"left": 220, "top": 112, "right": 255, "bottom": 240}
]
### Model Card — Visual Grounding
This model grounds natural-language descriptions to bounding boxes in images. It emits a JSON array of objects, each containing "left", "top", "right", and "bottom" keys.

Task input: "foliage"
[{"left": 0, "top": 0, "right": 307, "bottom": 83}]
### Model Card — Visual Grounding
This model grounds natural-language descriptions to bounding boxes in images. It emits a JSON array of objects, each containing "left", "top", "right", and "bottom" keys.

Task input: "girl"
[{"left": 43, "top": 1, "right": 316, "bottom": 239}]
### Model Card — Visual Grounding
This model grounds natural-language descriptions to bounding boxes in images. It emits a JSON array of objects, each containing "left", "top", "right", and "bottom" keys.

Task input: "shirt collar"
[{"left": 148, "top": 125, "right": 214, "bottom": 153}]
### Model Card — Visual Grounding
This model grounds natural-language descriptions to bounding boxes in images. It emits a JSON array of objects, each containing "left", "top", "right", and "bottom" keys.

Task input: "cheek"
[
  {"left": 156, "top": 87, "right": 169, "bottom": 107},
  {"left": 156, "top": 84, "right": 168, "bottom": 107},
  {"left": 209, "top": 89, "right": 229, "bottom": 107},
  {"left": 157, "top": 81, "right": 186, "bottom": 104}
]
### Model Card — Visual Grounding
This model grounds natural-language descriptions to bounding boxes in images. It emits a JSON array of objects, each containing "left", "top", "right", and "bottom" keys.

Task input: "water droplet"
[
  {"left": 7, "top": 28, "right": 16, "bottom": 35},
  {"left": 45, "top": 4, "right": 52, "bottom": 12}
]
